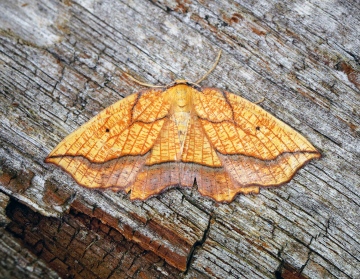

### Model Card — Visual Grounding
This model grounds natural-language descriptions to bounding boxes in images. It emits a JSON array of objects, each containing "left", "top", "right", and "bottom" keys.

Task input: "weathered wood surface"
[
  {"left": 0, "top": 0, "right": 359, "bottom": 278},
  {"left": 0, "top": 192, "right": 61, "bottom": 279}
]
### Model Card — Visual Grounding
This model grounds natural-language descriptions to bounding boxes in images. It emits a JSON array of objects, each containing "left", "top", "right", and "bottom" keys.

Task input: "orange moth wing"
[{"left": 46, "top": 83, "right": 320, "bottom": 202}]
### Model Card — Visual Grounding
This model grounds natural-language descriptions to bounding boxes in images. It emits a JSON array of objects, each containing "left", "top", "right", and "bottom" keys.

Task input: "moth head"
[{"left": 165, "top": 83, "right": 196, "bottom": 113}]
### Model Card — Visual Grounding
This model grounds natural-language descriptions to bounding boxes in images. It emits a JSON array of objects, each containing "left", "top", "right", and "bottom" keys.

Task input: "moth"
[{"left": 46, "top": 51, "right": 320, "bottom": 202}]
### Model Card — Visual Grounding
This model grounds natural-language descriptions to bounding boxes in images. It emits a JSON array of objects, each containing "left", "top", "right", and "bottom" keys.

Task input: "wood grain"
[{"left": 0, "top": 0, "right": 359, "bottom": 278}]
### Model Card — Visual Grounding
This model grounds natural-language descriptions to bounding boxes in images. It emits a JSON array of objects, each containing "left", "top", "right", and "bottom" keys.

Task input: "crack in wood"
[{"left": 185, "top": 213, "right": 212, "bottom": 274}]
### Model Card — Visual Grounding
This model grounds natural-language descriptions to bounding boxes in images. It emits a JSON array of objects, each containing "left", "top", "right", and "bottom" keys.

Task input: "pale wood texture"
[{"left": 1, "top": 0, "right": 359, "bottom": 278}]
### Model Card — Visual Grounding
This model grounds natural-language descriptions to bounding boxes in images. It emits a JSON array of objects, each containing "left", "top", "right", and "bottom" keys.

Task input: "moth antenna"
[
  {"left": 124, "top": 72, "right": 165, "bottom": 88},
  {"left": 254, "top": 97, "right": 265, "bottom": 104},
  {"left": 195, "top": 50, "right": 222, "bottom": 84}
]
